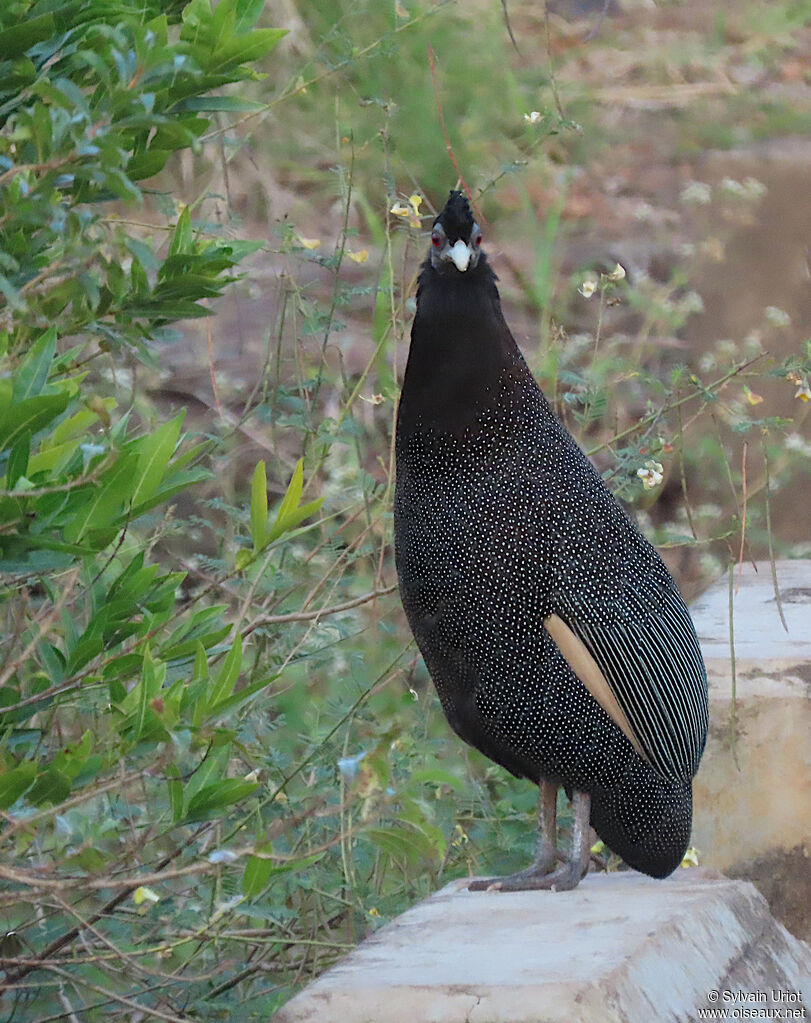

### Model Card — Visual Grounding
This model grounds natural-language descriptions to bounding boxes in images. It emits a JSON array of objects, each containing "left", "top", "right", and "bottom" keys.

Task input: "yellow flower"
[
  {"left": 368, "top": 906, "right": 380, "bottom": 917},
  {"left": 347, "top": 249, "right": 369, "bottom": 264},
  {"left": 297, "top": 236, "right": 321, "bottom": 250},
  {"left": 744, "top": 385, "right": 763, "bottom": 406},
  {"left": 680, "top": 846, "right": 700, "bottom": 868},
  {"left": 133, "top": 886, "right": 160, "bottom": 907},
  {"left": 795, "top": 379, "right": 811, "bottom": 402},
  {"left": 390, "top": 194, "right": 424, "bottom": 229}
]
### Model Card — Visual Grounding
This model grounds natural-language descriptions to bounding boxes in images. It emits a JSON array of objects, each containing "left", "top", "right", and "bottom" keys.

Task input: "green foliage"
[{"left": 2, "top": 0, "right": 810, "bottom": 1019}]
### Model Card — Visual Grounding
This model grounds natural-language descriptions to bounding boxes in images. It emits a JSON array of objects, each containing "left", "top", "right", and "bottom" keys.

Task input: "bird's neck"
[{"left": 398, "top": 262, "right": 534, "bottom": 436}]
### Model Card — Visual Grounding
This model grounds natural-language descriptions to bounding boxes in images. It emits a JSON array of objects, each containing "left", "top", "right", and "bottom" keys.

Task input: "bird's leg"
[
  {"left": 468, "top": 789, "right": 591, "bottom": 893},
  {"left": 533, "top": 777, "right": 559, "bottom": 874}
]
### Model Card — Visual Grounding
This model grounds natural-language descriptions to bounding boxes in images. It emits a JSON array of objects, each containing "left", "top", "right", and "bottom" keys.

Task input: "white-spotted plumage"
[{"left": 394, "top": 191, "right": 709, "bottom": 879}]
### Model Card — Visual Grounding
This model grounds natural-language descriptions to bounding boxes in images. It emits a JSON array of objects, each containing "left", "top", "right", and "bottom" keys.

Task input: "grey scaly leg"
[{"left": 469, "top": 788, "right": 591, "bottom": 892}]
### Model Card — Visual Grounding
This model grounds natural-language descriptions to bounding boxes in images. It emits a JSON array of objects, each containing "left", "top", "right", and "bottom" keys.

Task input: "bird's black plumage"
[{"left": 394, "top": 190, "right": 708, "bottom": 881}]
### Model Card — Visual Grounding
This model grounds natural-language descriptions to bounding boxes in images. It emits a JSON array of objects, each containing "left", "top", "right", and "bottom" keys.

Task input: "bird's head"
[{"left": 429, "top": 190, "right": 483, "bottom": 273}]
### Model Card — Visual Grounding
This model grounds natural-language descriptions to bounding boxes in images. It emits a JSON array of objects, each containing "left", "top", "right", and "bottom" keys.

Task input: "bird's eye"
[
  {"left": 474, "top": 232, "right": 482, "bottom": 247},
  {"left": 431, "top": 232, "right": 442, "bottom": 248}
]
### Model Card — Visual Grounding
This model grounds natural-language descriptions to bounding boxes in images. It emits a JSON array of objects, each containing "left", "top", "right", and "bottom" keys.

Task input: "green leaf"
[
  {"left": 204, "top": 671, "right": 278, "bottom": 719},
  {"left": 234, "top": 0, "right": 265, "bottom": 32},
  {"left": 129, "top": 411, "right": 184, "bottom": 508},
  {"left": 175, "top": 96, "right": 265, "bottom": 112},
  {"left": 264, "top": 497, "right": 323, "bottom": 546},
  {"left": 27, "top": 768, "right": 71, "bottom": 806},
  {"left": 194, "top": 640, "right": 211, "bottom": 682},
  {"left": 184, "top": 778, "right": 257, "bottom": 822},
  {"left": 207, "top": 632, "right": 242, "bottom": 709},
  {"left": 123, "top": 467, "right": 212, "bottom": 522},
  {"left": 6, "top": 432, "right": 30, "bottom": 489},
  {"left": 261, "top": 460, "right": 323, "bottom": 545},
  {"left": 250, "top": 460, "right": 268, "bottom": 552},
  {"left": 12, "top": 326, "right": 56, "bottom": 402},
  {"left": 0, "top": 392, "right": 70, "bottom": 455},
  {"left": 362, "top": 823, "right": 438, "bottom": 865},
  {"left": 183, "top": 744, "right": 231, "bottom": 807},
  {"left": 0, "top": 14, "right": 55, "bottom": 59},
  {"left": 242, "top": 852, "right": 273, "bottom": 896},
  {"left": 169, "top": 206, "right": 193, "bottom": 258},
  {"left": 127, "top": 149, "right": 171, "bottom": 181},
  {"left": 63, "top": 452, "right": 137, "bottom": 543},
  {"left": 135, "top": 649, "right": 158, "bottom": 740},
  {"left": 0, "top": 761, "right": 37, "bottom": 810},
  {"left": 277, "top": 459, "right": 303, "bottom": 522}
]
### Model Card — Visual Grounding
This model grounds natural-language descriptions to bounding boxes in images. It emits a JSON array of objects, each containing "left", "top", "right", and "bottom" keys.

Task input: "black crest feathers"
[{"left": 435, "top": 190, "right": 475, "bottom": 241}]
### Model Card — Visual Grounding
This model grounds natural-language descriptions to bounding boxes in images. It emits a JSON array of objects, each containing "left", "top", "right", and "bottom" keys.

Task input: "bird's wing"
[{"left": 544, "top": 585, "right": 708, "bottom": 781}]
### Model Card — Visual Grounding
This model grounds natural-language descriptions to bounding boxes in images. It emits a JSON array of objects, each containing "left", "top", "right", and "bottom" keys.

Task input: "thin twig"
[
  {"left": 0, "top": 827, "right": 209, "bottom": 991},
  {"left": 427, "top": 43, "right": 480, "bottom": 223},
  {"left": 544, "top": 1, "right": 566, "bottom": 119},
  {"left": 0, "top": 567, "right": 81, "bottom": 689},
  {"left": 762, "top": 434, "right": 788, "bottom": 633},
  {"left": 735, "top": 441, "right": 748, "bottom": 594},
  {"left": 39, "top": 964, "right": 190, "bottom": 1023},
  {"left": 500, "top": 0, "right": 519, "bottom": 51},
  {"left": 677, "top": 399, "right": 698, "bottom": 540},
  {"left": 199, "top": 6, "right": 450, "bottom": 144},
  {"left": 0, "top": 455, "right": 117, "bottom": 500},
  {"left": 244, "top": 583, "right": 397, "bottom": 634},
  {"left": 586, "top": 356, "right": 764, "bottom": 456}
]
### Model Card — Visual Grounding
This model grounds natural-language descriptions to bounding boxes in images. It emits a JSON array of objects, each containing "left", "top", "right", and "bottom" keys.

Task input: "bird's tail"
[{"left": 589, "top": 760, "right": 693, "bottom": 879}]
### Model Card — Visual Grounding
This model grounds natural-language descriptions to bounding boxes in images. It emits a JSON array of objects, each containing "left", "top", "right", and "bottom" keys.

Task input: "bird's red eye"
[
  {"left": 431, "top": 232, "right": 442, "bottom": 247},
  {"left": 474, "top": 233, "right": 482, "bottom": 247}
]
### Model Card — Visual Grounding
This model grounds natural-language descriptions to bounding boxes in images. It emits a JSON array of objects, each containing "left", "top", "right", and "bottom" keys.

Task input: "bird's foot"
[
  {"left": 468, "top": 788, "right": 592, "bottom": 893},
  {"left": 467, "top": 857, "right": 586, "bottom": 893}
]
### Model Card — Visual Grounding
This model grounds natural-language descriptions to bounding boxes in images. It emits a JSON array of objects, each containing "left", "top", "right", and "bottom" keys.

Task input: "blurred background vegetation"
[{"left": 1, "top": 0, "right": 810, "bottom": 1018}]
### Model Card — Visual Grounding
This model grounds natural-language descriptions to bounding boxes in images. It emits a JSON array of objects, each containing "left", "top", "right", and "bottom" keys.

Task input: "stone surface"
[
  {"left": 691, "top": 559, "right": 811, "bottom": 938},
  {"left": 272, "top": 872, "right": 811, "bottom": 1023}
]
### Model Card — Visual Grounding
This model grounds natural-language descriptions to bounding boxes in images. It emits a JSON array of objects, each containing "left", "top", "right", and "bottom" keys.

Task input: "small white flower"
[
  {"left": 637, "top": 460, "right": 664, "bottom": 490},
  {"left": 679, "top": 290, "right": 705, "bottom": 315},
  {"left": 209, "top": 849, "right": 239, "bottom": 864},
  {"left": 765, "top": 305, "right": 790, "bottom": 327},
  {"left": 720, "top": 177, "right": 746, "bottom": 196},
  {"left": 578, "top": 276, "right": 598, "bottom": 299},
  {"left": 679, "top": 181, "right": 712, "bottom": 205},
  {"left": 337, "top": 751, "right": 366, "bottom": 780},
  {"left": 742, "top": 177, "right": 767, "bottom": 199},
  {"left": 604, "top": 262, "right": 626, "bottom": 283},
  {"left": 698, "top": 353, "right": 716, "bottom": 373},
  {"left": 632, "top": 200, "right": 656, "bottom": 222},
  {"left": 523, "top": 110, "right": 543, "bottom": 123},
  {"left": 785, "top": 433, "right": 811, "bottom": 456}
]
